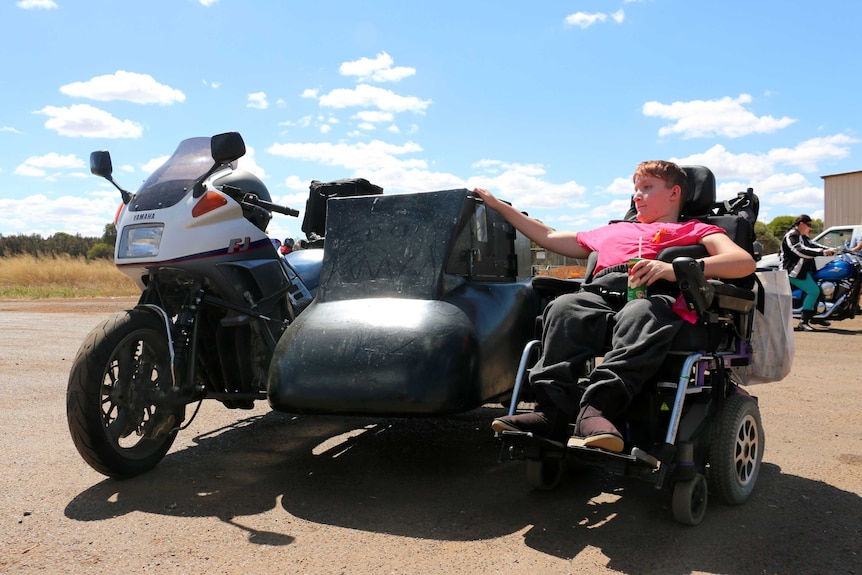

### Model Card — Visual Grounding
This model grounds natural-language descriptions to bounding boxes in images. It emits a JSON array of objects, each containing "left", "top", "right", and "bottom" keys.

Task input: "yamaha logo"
[{"left": 133, "top": 213, "right": 156, "bottom": 221}]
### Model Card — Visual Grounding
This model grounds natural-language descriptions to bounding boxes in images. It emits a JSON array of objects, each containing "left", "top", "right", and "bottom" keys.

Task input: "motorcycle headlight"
[{"left": 117, "top": 223, "right": 164, "bottom": 259}]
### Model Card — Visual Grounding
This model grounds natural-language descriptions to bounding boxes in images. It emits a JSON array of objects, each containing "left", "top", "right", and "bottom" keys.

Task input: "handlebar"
[
  {"left": 218, "top": 184, "right": 299, "bottom": 217},
  {"left": 243, "top": 193, "right": 300, "bottom": 217}
]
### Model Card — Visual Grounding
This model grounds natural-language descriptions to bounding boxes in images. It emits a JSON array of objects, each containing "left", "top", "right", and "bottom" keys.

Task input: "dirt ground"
[{"left": 0, "top": 297, "right": 860, "bottom": 575}]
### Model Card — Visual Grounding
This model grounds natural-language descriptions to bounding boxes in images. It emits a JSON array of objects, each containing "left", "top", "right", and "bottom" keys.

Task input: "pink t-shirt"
[{"left": 577, "top": 220, "right": 726, "bottom": 274}]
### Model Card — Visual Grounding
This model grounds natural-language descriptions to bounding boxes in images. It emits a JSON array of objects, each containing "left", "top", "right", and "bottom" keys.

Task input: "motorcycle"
[
  {"left": 67, "top": 132, "right": 321, "bottom": 478},
  {"left": 68, "top": 131, "right": 538, "bottom": 479},
  {"left": 791, "top": 249, "right": 862, "bottom": 323}
]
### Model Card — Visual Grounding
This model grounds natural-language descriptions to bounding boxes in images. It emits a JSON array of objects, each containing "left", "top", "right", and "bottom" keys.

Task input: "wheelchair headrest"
[{"left": 680, "top": 165, "right": 716, "bottom": 218}]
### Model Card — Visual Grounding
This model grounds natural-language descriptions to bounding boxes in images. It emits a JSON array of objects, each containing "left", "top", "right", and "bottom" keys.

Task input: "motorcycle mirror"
[
  {"left": 90, "top": 150, "right": 132, "bottom": 204},
  {"left": 193, "top": 132, "right": 247, "bottom": 199},
  {"left": 211, "top": 132, "right": 246, "bottom": 164},
  {"left": 90, "top": 150, "right": 113, "bottom": 178}
]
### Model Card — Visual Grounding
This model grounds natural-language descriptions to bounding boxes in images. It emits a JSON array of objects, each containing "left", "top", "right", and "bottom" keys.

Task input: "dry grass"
[{"left": 0, "top": 254, "right": 139, "bottom": 299}]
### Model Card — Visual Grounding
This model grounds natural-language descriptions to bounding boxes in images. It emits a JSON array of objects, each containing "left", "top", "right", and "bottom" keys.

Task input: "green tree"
[
  {"left": 86, "top": 243, "right": 114, "bottom": 260},
  {"left": 754, "top": 221, "right": 780, "bottom": 255},
  {"left": 101, "top": 223, "right": 117, "bottom": 247},
  {"left": 767, "top": 216, "right": 795, "bottom": 239}
]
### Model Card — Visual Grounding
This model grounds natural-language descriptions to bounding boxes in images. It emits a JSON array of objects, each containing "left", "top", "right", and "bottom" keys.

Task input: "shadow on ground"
[{"left": 65, "top": 407, "right": 860, "bottom": 574}]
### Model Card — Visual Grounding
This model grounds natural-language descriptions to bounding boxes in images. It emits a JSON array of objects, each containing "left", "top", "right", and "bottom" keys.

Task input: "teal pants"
[{"left": 789, "top": 274, "right": 820, "bottom": 311}]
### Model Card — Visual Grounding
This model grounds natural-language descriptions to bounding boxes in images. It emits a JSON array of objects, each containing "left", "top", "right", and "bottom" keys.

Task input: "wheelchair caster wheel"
[
  {"left": 672, "top": 473, "right": 708, "bottom": 526},
  {"left": 526, "top": 458, "right": 563, "bottom": 491}
]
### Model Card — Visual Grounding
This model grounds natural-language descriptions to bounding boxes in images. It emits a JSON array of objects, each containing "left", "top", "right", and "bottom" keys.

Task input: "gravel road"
[{"left": 1, "top": 297, "right": 859, "bottom": 575}]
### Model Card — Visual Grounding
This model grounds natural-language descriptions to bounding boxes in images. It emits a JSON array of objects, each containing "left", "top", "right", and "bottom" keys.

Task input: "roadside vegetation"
[
  {"left": 0, "top": 216, "right": 819, "bottom": 299},
  {"left": 0, "top": 254, "right": 138, "bottom": 299},
  {"left": 0, "top": 224, "right": 137, "bottom": 299}
]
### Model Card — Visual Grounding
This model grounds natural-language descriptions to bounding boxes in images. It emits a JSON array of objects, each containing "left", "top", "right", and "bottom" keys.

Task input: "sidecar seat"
[{"left": 499, "top": 166, "right": 763, "bottom": 526}]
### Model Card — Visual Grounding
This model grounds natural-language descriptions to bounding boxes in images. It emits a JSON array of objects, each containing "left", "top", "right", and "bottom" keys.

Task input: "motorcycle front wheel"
[{"left": 66, "top": 309, "right": 184, "bottom": 478}]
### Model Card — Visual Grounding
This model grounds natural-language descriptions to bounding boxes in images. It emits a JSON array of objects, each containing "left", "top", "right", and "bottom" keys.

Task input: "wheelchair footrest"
[
  {"left": 499, "top": 430, "right": 660, "bottom": 471},
  {"left": 498, "top": 430, "right": 566, "bottom": 453},
  {"left": 564, "top": 443, "right": 658, "bottom": 473}
]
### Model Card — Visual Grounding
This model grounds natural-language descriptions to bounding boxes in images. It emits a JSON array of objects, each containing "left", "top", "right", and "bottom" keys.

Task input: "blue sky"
[{"left": 1, "top": 0, "right": 860, "bottom": 244}]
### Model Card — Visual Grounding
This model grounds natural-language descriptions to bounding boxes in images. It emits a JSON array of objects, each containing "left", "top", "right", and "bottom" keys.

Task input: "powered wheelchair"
[{"left": 497, "top": 166, "right": 765, "bottom": 526}]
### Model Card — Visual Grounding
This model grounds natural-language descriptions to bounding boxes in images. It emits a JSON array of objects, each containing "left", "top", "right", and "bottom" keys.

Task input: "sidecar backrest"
[
  {"left": 301, "top": 178, "right": 383, "bottom": 242},
  {"left": 316, "top": 189, "right": 528, "bottom": 302}
]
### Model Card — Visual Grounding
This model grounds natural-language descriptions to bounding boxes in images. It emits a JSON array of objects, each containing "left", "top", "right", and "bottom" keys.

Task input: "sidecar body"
[{"left": 267, "top": 189, "right": 540, "bottom": 415}]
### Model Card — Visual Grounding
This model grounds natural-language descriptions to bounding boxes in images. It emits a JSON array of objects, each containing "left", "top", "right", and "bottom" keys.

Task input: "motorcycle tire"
[{"left": 66, "top": 309, "right": 184, "bottom": 478}]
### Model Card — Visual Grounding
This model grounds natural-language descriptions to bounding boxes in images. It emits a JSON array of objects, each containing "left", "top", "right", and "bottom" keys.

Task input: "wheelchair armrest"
[
  {"left": 531, "top": 275, "right": 583, "bottom": 299},
  {"left": 710, "top": 280, "right": 756, "bottom": 312},
  {"left": 659, "top": 245, "right": 708, "bottom": 263},
  {"left": 673, "top": 257, "right": 714, "bottom": 315}
]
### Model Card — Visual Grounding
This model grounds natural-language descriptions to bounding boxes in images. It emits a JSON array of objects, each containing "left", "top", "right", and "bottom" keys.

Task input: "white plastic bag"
[{"left": 734, "top": 270, "right": 795, "bottom": 384}]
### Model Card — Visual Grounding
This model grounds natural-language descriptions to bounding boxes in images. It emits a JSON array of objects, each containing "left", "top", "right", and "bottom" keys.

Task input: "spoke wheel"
[
  {"left": 709, "top": 393, "right": 764, "bottom": 505},
  {"left": 67, "top": 310, "right": 183, "bottom": 478}
]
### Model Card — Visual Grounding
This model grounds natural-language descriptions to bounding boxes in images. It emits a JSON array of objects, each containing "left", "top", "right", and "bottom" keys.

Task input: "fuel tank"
[{"left": 813, "top": 256, "right": 854, "bottom": 281}]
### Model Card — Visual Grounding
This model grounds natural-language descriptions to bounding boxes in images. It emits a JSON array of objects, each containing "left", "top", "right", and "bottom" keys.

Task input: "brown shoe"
[
  {"left": 568, "top": 405, "right": 624, "bottom": 453},
  {"left": 491, "top": 411, "right": 569, "bottom": 443}
]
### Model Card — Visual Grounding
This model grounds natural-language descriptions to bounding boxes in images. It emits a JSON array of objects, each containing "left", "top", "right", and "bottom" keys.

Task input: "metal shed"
[{"left": 823, "top": 169, "right": 862, "bottom": 227}]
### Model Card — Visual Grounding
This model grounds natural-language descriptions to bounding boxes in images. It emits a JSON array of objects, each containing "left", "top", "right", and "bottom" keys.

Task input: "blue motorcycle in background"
[{"left": 792, "top": 249, "right": 862, "bottom": 325}]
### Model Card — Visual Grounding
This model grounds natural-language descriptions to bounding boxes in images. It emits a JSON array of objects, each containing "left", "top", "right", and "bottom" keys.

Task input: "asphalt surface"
[{"left": 0, "top": 298, "right": 860, "bottom": 575}]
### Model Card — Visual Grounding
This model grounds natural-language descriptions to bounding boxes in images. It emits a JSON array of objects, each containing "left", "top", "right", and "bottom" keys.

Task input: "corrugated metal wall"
[{"left": 824, "top": 170, "right": 862, "bottom": 227}]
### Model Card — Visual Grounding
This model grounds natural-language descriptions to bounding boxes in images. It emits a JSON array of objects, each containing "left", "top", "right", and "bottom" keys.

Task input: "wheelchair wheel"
[
  {"left": 526, "top": 458, "right": 564, "bottom": 490},
  {"left": 708, "top": 393, "right": 764, "bottom": 505},
  {"left": 672, "top": 473, "right": 708, "bottom": 526}
]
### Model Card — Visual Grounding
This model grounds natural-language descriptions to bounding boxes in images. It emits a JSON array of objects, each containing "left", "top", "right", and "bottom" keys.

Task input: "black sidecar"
[{"left": 267, "top": 189, "right": 540, "bottom": 415}]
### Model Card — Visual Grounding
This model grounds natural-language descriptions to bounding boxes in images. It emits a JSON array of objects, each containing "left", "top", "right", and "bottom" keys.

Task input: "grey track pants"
[{"left": 528, "top": 273, "right": 684, "bottom": 419}]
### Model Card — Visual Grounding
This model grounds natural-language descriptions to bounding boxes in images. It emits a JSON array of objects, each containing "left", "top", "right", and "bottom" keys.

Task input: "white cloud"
[
  {"left": 767, "top": 134, "right": 858, "bottom": 172},
  {"left": 0, "top": 191, "right": 120, "bottom": 237},
  {"left": 674, "top": 134, "right": 859, "bottom": 180},
  {"left": 284, "top": 175, "right": 310, "bottom": 191},
  {"left": 564, "top": 11, "right": 624, "bottom": 29},
  {"left": 469, "top": 160, "right": 586, "bottom": 209},
  {"left": 673, "top": 138, "right": 857, "bottom": 219},
  {"left": 36, "top": 104, "right": 143, "bottom": 138},
  {"left": 319, "top": 84, "right": 431, "bottom": 113},
  {"left": 268, "top": 139, "right": 425, "bottom": 171},
  {"left": 247, "top": 91, "right": 269, "bottom": 109},
  {"left": 354, "top": 111, "right": 394, "bottom": 123},
  {"left": 643, "top": 94, "right": 797, "bottom": 139},
  {"left": 1, "top": 126, "right": 23, "bottom": 134},
  {"left": 339, "top": 52, "right": 416, "bottom": 83},
  {"left": 301, "top": 88, "right": 319, "bottom": 99},
  {"left": 60, "top": 71, "right": 185, "bottom": 105},
  {"left": 236, "top": 145, "right": 266, "bottom": 180},
  {"left": 16, "top": 0, "right": 57, "bottom": 8},
  {"left": 14, "top": 152, "right": 84, "bottom": 177},
  {"left": 199, "top": 0, "right": 218, "bottom": 5}
]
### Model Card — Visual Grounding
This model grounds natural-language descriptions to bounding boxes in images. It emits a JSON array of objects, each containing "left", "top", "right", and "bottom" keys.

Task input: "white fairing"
[{"left": 113, "top": 137, "right": 274, "bottom": 290}]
